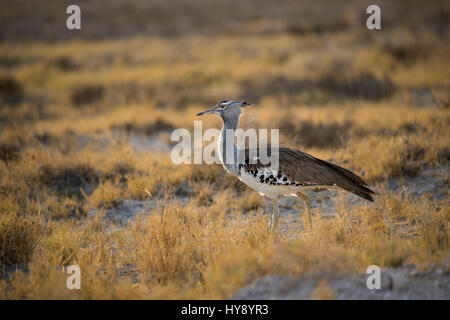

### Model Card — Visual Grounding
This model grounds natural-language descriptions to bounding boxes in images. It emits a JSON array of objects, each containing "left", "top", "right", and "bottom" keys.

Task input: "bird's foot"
[{"left": 267, "top": 220, "right": 278, "bottom": 237}]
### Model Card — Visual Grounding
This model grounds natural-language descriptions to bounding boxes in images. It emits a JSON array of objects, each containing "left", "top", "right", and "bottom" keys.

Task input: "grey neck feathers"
[{"left": 219, "top": 115, "right": 240, "bottom": 175}]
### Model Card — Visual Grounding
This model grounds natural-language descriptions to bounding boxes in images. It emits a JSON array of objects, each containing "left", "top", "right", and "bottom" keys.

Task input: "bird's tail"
[
  {"left": 345, "top": 183, "right": 375, "bottom": 202},
  {"left": 316, "top": 157, "right": 376, "bottom": 202}
]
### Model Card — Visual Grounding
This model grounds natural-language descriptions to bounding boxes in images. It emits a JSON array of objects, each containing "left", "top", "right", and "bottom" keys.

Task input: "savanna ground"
[{"left": 0, "top": 0, "right": 449, "bottom": 299}]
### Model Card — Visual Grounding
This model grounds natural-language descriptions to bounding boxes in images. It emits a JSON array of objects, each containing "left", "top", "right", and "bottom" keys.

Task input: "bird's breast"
[{"left": 237, "top": 165, "right": 309, "bottom": 198}]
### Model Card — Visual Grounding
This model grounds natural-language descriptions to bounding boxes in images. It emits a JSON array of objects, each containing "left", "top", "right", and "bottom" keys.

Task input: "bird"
[{"left": 197, "top": 100, "right": 375, "bottom": 233}]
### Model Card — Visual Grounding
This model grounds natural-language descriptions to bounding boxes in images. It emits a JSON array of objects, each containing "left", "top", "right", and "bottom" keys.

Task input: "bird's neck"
[{"left": 218, "top": 116, "right": 240, "bottom": 175}]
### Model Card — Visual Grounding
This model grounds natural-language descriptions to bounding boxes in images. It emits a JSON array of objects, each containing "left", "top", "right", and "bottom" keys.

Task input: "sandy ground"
[{"left": 231, "top": 266, "right": 450, "bottom": 299}]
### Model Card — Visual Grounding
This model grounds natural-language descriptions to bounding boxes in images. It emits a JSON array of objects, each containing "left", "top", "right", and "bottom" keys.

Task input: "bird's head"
[{"left": 197, "top": 100, "right": 251, "bottom": 120}]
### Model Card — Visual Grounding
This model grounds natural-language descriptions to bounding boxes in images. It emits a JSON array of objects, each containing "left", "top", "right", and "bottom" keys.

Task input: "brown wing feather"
[{"left": 242, "top": 147, "right": 375, "bottom": 201}]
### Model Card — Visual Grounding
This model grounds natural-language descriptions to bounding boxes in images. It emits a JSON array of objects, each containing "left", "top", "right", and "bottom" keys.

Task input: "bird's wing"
[
  {"left": 241, "top": 147, "right": 375, "bottom": 201},
  {"left": 277, "top": 148, "right": 364, "bottom": 185}
]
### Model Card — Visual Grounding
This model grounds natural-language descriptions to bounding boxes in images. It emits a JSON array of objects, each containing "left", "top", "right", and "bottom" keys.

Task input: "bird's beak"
[{"left": 197, "top": 106, "right": 216, "bottom": 116}]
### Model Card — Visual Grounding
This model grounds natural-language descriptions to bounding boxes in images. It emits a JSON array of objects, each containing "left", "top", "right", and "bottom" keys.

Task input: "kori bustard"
[{"left": 197, "top": 100, "right": 374, "bottom": 233}]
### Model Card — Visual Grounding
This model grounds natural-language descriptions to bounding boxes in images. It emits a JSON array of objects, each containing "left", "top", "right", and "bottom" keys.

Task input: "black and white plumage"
[
  {"left": 197, "top": 100, "right": 375, "bottom": 233},
  {"left": 236, "top": 147, "right": 374, "bottom": 201}
]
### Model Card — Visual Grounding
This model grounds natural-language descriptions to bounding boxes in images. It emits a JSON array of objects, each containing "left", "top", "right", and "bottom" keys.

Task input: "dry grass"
[
  {"left": 1, "top": 190, "right": 447, "bottom": 299},
  {"left": 0, "top": 0, "right": 449, "bottom": 299},
  {"left": 311, "top": 280, "right": 336, "bottom": 300}
]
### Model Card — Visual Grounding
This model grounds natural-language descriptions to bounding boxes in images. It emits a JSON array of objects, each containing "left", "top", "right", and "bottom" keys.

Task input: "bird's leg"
[
  {"left": 296, "top": 192, "right": 313, "bottom": 233},
  {"left": 262, "top": 197, "right": 272, "bottom": 233},
  {"left": 269, "top": 197, "right": 281, "bottom": 234},
  {"left": 263, "top": 196, "right": 270, "bottom": 215}
]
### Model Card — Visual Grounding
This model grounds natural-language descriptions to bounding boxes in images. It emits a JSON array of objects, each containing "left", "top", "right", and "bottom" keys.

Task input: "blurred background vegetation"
[{"left": 0, "top": 0, "right": 449, "bottom": 113}]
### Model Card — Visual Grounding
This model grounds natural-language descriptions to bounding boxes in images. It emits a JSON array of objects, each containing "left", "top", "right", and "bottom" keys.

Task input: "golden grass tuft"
[
  {"left": 311, "top": 279, "right": 336, "bottom": 300},
  {"left": 0, "top": 212, "right": 45, "bottom": 266},
  {"left": 88, "top": 181, "right": 123, "bottom": 209}
]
